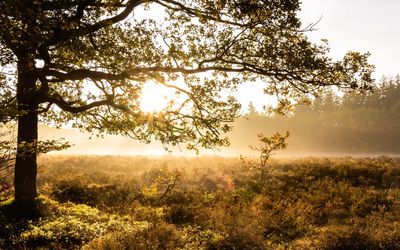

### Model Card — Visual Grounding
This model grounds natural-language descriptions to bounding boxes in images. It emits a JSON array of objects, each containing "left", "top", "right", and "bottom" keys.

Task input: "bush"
[
  {"left": 84, "top": 221, "right": 180, "bottom": 250},
  {"left": 51, "top": 177, "right": 139, "bottom": 212},
  {"left": 1, "top": 196, "right": 148, "bottom": 249},
  {"left": 317, "top": 226, "right": 376, "bottom": 250},
  {"left": 164, "top": 204, "right": 196, "bottom": 225}
]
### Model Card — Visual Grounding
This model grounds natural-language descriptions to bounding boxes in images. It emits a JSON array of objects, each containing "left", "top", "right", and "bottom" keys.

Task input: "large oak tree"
[{"left": 0, "top": 0, "right": 373, "bottom": 203}]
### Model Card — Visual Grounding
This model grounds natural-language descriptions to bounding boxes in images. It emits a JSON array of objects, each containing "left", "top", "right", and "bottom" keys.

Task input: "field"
[{"left": 1, "top": 155, "right": 400, "bottom": 249}]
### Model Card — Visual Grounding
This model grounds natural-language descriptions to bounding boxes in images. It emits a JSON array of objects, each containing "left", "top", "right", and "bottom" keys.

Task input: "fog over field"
[{"left": 40, "top": 80, "right": 400, "bottom": 157}]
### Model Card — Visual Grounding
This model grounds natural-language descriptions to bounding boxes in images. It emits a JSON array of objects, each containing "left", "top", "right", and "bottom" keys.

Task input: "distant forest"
[{"left": 230, "top": 77, "right": 400, "bottom": 155}]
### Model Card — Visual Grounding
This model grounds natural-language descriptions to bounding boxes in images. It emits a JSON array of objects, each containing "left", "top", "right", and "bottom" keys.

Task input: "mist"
[{"left": 38, "top": 77, "right": 400, "bottom": 157}]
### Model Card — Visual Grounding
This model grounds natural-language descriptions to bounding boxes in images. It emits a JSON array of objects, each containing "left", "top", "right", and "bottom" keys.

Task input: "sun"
[{"left": 139, "top": 82, "right": 175, "bottom": 113}]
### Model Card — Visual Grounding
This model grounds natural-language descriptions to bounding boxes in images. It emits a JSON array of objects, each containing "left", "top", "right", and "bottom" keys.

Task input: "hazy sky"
[{"left": 301, "top": 0, "right": 400, "bottom": 77}]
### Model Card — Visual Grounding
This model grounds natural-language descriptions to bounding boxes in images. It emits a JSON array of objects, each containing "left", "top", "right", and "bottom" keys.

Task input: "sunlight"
[{"left": 139, "top": 82, "right": 175, "bottom": 113}]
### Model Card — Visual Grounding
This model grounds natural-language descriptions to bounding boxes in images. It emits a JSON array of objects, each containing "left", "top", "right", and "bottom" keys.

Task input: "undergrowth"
[{"left": 1, "top": 156, "right": 399, "bottom": 249}]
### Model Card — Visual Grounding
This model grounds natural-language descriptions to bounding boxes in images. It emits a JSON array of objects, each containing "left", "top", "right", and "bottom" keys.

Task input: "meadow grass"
[{"left": 1, "top": 155, "right": 400, "bottom": 249}]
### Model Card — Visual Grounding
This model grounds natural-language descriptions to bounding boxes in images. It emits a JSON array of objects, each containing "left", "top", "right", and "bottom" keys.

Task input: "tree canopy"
[{"left": 1, "top": 0, "right": 374, "bottom": 150}]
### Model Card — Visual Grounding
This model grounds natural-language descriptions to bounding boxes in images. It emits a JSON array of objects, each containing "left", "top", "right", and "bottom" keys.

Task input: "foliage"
[
  {"left": 21, "top": 203, "right": 146, "bottom": 249},
  {"left": 1, "top": 195, "right": 148, "bottom": 249},
  {"left": 0, "top": 131, "right": 14, "bottom": 202}
]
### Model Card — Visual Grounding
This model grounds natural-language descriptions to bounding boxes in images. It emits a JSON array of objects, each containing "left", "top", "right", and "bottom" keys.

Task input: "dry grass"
[{"left": 1, "top": 155, "right": 399, "bottom": 249}]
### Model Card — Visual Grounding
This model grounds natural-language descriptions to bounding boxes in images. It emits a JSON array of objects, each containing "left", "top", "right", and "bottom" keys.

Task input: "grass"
[{"left": 1, "top": 155, "right": 400, "bottom": 249}]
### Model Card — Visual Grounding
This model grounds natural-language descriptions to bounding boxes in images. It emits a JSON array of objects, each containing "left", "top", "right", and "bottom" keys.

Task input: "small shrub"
[
  {"left": 164, "top": 204, "right": 196, "bottom": 224},
  {"left": 12, "top": 196, "right": 147, "bottom": 249},
  {"left": 51, "top": 177, "right": 138, "bottom": 211},
  {"left": 85, "top": 221, "right": 180, "bottom": 250},
  {"left": 351, "top": 190, "right": 393, "bottom": 217},
  {"left": 317, "top": 226, "right": 376, "bottom": 250}
]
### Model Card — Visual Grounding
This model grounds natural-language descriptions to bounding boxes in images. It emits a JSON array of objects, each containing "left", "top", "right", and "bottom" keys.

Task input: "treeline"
[{"left": 229, "top": 77, "right": 400, "bottom": 155}]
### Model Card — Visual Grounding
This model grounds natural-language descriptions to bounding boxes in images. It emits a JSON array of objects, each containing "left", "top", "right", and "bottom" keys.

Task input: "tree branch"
[
  {"left": 46, "top": 69, "right": 128, "bottom": 81},
  {"left": 154, "top": 0, "right": 247, "bottom": 27},
  {"left": 45, "top": 95, "right": 113, "bottom": 113},
  {"left": 45, "top": 0, "right": 143, "bottom": 47}
]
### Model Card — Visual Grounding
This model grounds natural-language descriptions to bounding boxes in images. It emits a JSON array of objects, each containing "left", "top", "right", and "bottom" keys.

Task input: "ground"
[{"left": 1, "top": 155, "right": 400, "bottom": 249}]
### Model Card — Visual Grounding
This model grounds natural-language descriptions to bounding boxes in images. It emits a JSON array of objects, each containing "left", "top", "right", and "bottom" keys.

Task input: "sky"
[
  {"left": 41, "top": 0, "right": 400, "bottom": 155},
  {"left": 300, "top": 0, "right": 400, "bottom": 77},
  {"left": 237, "top": 0, "right": 400, "bottom": 109}
]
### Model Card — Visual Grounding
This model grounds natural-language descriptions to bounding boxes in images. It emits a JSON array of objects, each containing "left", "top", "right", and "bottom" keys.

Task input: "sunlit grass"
[{"left": 1, "top": 156, "right": 400, "bottom": 249}]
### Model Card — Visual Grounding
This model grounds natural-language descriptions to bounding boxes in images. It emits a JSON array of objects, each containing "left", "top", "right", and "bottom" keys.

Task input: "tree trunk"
[{"left": 14, "top": 55, "right": 39, "bottom": 202}]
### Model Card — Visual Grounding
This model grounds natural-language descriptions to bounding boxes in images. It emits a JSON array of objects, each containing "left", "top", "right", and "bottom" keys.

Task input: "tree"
[
  {"left": 0, "top": 0, "right": 374, "bottom": 203},
  {"left": 241, "top": 131, "right": 290, "bottom": 183},
  {"left": 246, "top": 101, "right": 258, "bottom": 116}
]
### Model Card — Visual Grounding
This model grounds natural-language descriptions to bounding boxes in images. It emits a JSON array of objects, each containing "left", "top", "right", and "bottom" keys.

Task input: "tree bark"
[{"left": 14, "top": 55, "right": 39, "bottom": 202}]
